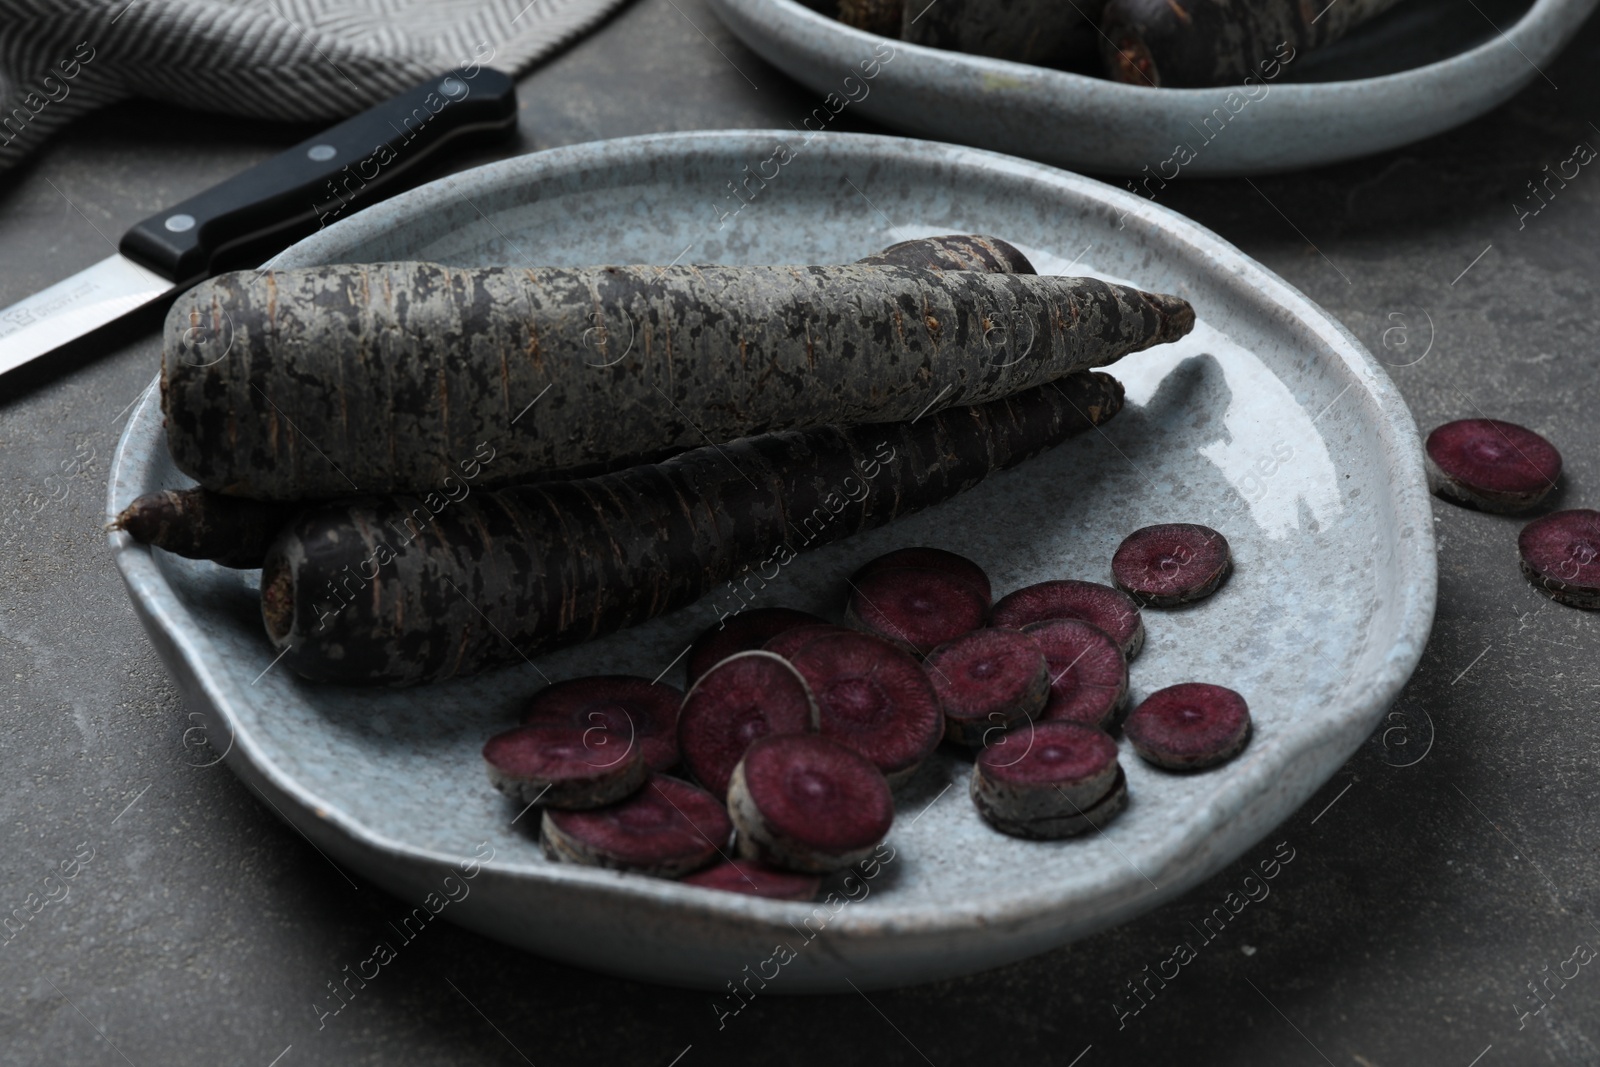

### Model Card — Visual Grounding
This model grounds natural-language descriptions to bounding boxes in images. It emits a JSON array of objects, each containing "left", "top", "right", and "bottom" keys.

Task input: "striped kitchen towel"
[{"left": 0, "top": 0, "right": 628, "bottom": 171}]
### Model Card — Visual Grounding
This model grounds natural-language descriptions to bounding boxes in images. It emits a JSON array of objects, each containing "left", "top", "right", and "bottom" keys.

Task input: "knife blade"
[{"left": 0, "top": 68, "right": 519, "bottom": 380}]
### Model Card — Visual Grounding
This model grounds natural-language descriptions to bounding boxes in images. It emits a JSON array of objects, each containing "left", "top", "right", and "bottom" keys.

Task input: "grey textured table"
[{"left": 4, "top": 4, "right": 1599, "bottom": 1064}]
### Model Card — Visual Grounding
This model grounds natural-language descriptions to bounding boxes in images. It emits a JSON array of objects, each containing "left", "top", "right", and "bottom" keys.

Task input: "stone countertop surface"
[{"left": 3, "top": 3, "right": 1599, "bottom": 1064}]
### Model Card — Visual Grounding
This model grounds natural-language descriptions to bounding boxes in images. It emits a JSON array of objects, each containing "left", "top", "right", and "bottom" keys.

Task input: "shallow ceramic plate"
[
  {"left": 108, "top": 131, "right": 1435, "bottom": 991},
  {"left": 706, "top": 0, "right": 1595, "bottom": 175}
]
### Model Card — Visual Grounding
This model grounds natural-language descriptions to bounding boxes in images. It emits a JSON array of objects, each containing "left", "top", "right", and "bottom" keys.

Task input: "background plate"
[
  {"left": 704, "top": 0, "right": 1596, "bottom": 175},
  {"left": 106, "top": 131, "right": 1435, "bottom": 991}
]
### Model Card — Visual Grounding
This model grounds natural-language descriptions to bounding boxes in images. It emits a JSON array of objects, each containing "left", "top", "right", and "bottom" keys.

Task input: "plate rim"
[{"left": 108, "top": 130, "right": 1438, "bottom": 943}]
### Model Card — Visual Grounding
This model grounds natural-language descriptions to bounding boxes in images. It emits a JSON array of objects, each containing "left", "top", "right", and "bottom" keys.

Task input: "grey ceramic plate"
[
  {"left": 707, "top": 0, "right": 1596, "bottom": 175},
  {"left": 108, "top": 131, "right": 1435, "bottom": 991}
]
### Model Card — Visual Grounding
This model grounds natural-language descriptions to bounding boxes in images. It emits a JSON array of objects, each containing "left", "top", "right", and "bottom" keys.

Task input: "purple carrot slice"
[
  {"left": 990, "top": 579, "right": 1145, "bottom": 659},
  {"left": 1112, "top": 523, "right": 1232, "bottom": 607},
  {"left": 975, "top": 766, "right": 1128, "bottom": 840},
  {"left": 845, "top": 566, "right": 990, "bottom": 657},
  {"left": 1022, "top": 619, "right": 1128, "bottom": 729},
  {"left": 681, "top": 859, "right": 822, "bottom": 901},
  {"left": 685, "top": 607, "right": 828, "bottom": 686},
  {"left": 975, "top": 720, "right": 1120, "bottom": 807},
  {"left": 788, "top": 631, "right": 944, "bottom": 785},
  {"left": 522, "top": 675, "right": 682, "bottom": 772},
  {"left": 728, "top": 734, "right": 894, "bottom": 873},
  {"left": 853, "top": 547, "right": 993, "bottom": 603},
  {"left": 971, "top": 719, "right": 1121, "bottom": 838},
  {"left": 677, "top": 651, "right": 820, "bottom": 799},
  {"left": 1426, "top": 418, "right": 1562, "bottom": 514},
  {"left": 924, "top": 628, "right": 1050, "bottom": 747},
  {"left": 763, "top": 623, "right": 854, "bottom": 661},
  {"left": 1519, "top": 509, "right": 1600, "bottom": 610},
  {"left": 482, "top": 723, "right": 647, "bottom": 810},
  {"left": 1124, "top": 683, "right": 1251, "bottom": 770},
  {"left": 541, "top": 774, "right": 732, "bottom": 877}
]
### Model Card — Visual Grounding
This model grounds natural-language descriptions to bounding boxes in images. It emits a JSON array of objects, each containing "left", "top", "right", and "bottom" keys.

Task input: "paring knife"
[{"left": 0, "top": 68, "right": 519, "bottom": 379}]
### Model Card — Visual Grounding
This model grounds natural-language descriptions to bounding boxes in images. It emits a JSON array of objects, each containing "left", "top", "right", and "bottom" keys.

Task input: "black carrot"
[
  {"left": 859, "top": 234, "right": 1036, "bottom": 274},
  {"left": 163, "top": 262, "right": 1190, "bottom": 499},
  {"left": 837, "top": 0, "right": 903, "bottom": 35},
  {"left": 260, "top": 371, "right": 1125, "bottom": 686},
  {"left": 1099, "top": 0, "right": 1396, "bottom": 87},
  {"left": 901, "top": 0, "right": 1101, "bottom": 67},
  {"left": 111, "top": 488, "right": 302, "bottom": 569},
  {"left": 125, "top": 236, "right": 1049, "bottom": 565}
]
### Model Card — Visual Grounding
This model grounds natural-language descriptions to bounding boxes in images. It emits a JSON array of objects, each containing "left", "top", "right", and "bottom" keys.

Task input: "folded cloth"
[{"left": 0, "top": 0, "right": 630, "bottom": 172}]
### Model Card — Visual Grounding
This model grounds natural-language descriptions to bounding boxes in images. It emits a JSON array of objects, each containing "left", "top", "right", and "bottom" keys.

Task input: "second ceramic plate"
[
  {"left": 706, "top": 0, "right": 1595, "bottom": 175},
  {"left": 109, "top": 132, "right": 1435, "bottom": 990}
]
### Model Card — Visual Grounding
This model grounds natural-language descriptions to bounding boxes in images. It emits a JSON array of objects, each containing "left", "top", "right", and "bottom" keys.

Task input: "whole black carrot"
[
  {"left": 260, "top": 371, "right": 1125, "bottom": 686},
  {"left": 163, "top": 263, "right": 1191, "bottom": 500},
  {"left": 901, "top": 0, "right": 1102, "bottom": 67},
  {"left": 111, "top": 488, "right": 302, "bottom": 569},
  {"left": 112, "top": 445, "right": 686, "bottom": 566},
  {"left": 1099, "top": 0, "right": 1395, "bottom": 87},
  {"left": 837, "top": 0, "right": 903, "bottom": 35},
  {"left": 122, "top": 236, "right": 1037, "bottom": 567},
  {"left": 859, "top": 234, "right": 1036, "bottom": 274}
]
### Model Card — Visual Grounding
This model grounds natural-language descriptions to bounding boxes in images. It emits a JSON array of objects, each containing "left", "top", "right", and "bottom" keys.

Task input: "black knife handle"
[{"left": 119, "top": 68, "right": 518, "bottom": 282}]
